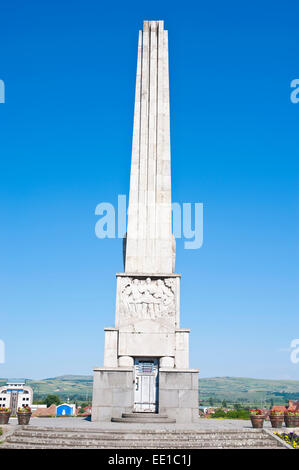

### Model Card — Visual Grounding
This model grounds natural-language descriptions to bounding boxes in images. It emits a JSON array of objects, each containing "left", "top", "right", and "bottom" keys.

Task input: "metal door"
[{"left": 134, "top": 358, "right": 159, "bottom": 412}]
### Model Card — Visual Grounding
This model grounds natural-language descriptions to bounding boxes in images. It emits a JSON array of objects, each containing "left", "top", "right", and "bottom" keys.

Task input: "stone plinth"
[
  {"left": 159, "top": 369, "right": 199, "bottom": 423},
  {"left": 91, "top": 368, "right": 134, "bottom": 422},
  {"left": 92, "top": 367, "right": 199, "bottom": 424}
]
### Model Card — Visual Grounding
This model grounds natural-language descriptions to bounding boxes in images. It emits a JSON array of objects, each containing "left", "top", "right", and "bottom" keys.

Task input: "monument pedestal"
[
  {"left": 92, "top": 367, "right": 199, "bottom": 423},
  {"left": 92, "top": 272, "right": 199, "bottom": 423}
]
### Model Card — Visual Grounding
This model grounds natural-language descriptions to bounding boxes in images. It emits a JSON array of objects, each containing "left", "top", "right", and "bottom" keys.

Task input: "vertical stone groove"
[{"left": 125, "top": 21, "right": 173, "bottom": 274}]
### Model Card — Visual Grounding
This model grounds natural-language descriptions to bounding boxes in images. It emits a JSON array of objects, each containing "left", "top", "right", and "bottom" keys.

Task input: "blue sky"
[{"left": 0, "top": 0, "right": 298, "bottom": 380}]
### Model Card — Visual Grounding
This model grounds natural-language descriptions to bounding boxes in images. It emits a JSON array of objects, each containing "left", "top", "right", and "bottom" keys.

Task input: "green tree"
[
  {"left": 226, "top": 409, "right": 250, "bottom": 420},
  {"left": 44, "top": 394, "right": 61, "bottom": 407},
  {"left": 209, "top": 397, "right": 214, "bottom": 407},
  {"left": 270, "top": 398, "right": 274, "bottom": 408},
  {"left": 213, "top": 408, "right": 226, "bottom": 418},
  {"left": 222, "top": 400, "right": 227, "bottom": 408},
  {"left": 80, "top": 402, "right": 89, "bottom": 409}
]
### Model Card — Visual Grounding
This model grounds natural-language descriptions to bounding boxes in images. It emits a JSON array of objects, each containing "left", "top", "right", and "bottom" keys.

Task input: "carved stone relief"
[{"left": 119, "top": 277, "right": 176, "bottom": 320}]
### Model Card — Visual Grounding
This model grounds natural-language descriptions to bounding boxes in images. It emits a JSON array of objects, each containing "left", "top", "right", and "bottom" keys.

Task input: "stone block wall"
[
  {"left": 91, "top": 368, "right": 134, "bottom": 422},
  {"left": 159, "top": 369, "right": 199, "bottom": 423}
]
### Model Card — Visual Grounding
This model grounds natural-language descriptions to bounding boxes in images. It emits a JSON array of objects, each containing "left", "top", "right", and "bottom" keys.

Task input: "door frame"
[{"left": 133, "top": 357, "right": 159, "bottom": 413}]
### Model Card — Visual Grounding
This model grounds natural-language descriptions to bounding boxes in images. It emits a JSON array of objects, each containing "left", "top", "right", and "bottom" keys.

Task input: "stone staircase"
[
  {"left": 111, "top": 412, "right": 176, "bottom": 423},
  {"left": 0, "top": 426, "right": 287, "bottom": 449}
]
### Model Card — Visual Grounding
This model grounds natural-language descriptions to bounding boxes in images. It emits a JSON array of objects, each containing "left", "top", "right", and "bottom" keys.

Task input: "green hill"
[
  {"left": 0, "top": 375, "right": 298, "bottom": 406},
  {"left": 0, "top": 375, "right": 93, "bottom": 402},
  {"left": 198, "top": 376, "right": 299, "bottom": 406}
]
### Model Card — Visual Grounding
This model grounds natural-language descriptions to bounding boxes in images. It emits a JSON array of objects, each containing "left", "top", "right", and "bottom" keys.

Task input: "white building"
[
  {"left": 0, "top": 380, "right": 33, "bottom": 414},
  {"left": 30, "top": 404, "right": 47, "bottom": 411}
]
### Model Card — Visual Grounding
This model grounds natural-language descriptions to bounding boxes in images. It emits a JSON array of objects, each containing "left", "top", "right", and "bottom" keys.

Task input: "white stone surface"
[
  {"left": 103, "top": 328, "right": 118, "bottom": 367},
  {"left": 92, "top": 368, "right": 134, "bottom": 421},
  {"left": 118, "top": 356, "right": 134, "bottom": 367},
  {"left": 175, "top": 329, "right": 190, "bottom": 368},
  {"left": 116, "top": 275, "right": 178, "bottom": 330},
  {"left": 125, "top": 20, "right": 173, "bottom": 274},
  {"left": 159, "top": 370, "right": 199, "bottom": 423},
  {"left": 160, "top": 356, "right": 175, "bottom": 368},
  {"left": 119, "top": 331, "right": 175, "bottom": 357},
  {"left": 115, "top": 274, "right": 181, "bottom": 362}
]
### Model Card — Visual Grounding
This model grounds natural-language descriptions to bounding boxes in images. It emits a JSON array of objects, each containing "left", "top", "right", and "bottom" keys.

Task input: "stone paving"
[{"left": 1, "top": 416, "right": 286, "bottom": 432}]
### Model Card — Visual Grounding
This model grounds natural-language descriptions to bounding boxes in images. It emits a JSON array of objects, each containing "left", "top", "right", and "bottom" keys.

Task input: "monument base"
[
  {"left": 91, "top": 366, "right": 199, "bottom": 423},
  {"left": 159, "top": 369, "right": 199, "bottom": 423},
  {"left": 91, "top": 367, "right": 133, "bottom": 422}
]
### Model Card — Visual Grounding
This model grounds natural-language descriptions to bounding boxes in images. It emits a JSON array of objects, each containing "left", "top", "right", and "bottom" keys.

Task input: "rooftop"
[{"left": 6, "top": 379, "right": 25, "bottom": 385}]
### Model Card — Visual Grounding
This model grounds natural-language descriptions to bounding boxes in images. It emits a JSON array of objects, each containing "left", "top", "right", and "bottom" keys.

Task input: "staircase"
[
  {"left": 0, "top": 426, "right": 287, "bottom": 449},
  {"left": 111, "top": 412, "right": 176, "bottom": 423}
]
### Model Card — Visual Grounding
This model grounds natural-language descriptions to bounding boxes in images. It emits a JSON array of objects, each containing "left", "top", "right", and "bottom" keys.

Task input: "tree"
[
  {"left": 222, "top": 400, "right": 227, "bottom": 408},
  {"left": 213, "top": 408, "right": 226, "bottom": 418},
  {"left": 80, "top": 402, "right": 89, "bottom": 409},
  {"left": 44, "top": 394, "right": 61, "bottom": 407},
  {"left": 270, "top": 398, "right": 274, "bottom": 408},
  {"left": 209, "top": 397, "right": 214, "bottom": 407},
  {"left": 233, "top": 403, "right": 241, "bottom": 410}
]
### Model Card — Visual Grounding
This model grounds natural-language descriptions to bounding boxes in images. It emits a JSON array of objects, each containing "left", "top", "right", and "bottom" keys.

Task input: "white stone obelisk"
[
  {"left": 125, "top": 20, "right": 174, "bottom": 274},
  {"left": 92, "top": 21, "right": 199, "bottom": 424}
]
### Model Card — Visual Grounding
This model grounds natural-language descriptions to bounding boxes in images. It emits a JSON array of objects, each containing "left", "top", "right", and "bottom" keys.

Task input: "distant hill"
[
  {"left": 0, "top": 375, "right": 93, "bottom": 401},
  {"left": 0, "top": 375, "right": 298, "bottom": 405},
  {"left": 44, "top": 375, "right": 93, "bottom": 382},
  {"left": 198, "top": 376, "right": 299, "bottom": 405}
]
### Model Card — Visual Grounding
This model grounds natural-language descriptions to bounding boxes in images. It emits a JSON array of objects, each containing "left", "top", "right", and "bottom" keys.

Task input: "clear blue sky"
[{"left": 0, "top": 0, "right": 298, "bottom": 380}]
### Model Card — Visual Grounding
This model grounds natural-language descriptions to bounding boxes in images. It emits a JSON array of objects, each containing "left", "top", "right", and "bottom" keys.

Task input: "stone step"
[
  {"left": 2, "top": 430, "right": 285, "bottom": 448},
  {"left": 3, "top": 446, "right": 282, "bottom": 450},
  {"left": 121, "top": 413, "right": 169, "bottom": 419},
  {"left": 11, "top": 430, "right": 277, "bottom": 441},
  {"left": 1, "top": 439, "right": 283, "bottom": 449},
  {"left": 111, "top": 417, "right": 176, "bottom": 423},
  {"left": 2, "top": 435, "right": 283, "bottom": 447},
  {"left": 11, "top": 425, "right": 272, "bottom": 435},
  {"left": 1, "top": 427, "right": 286, "bottom": 449},
  {"left": 112, "top": 411, "right": 176, "bottom": 423}
]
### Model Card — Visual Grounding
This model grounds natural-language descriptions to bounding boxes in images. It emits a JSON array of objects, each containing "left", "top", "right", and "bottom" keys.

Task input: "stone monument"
[{"left": 92, "top": 20, "right": 199, "bottom": 423}]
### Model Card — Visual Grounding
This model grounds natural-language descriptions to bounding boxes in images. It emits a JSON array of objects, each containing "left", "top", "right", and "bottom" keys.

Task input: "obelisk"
[
  {"left": 92, "top": 21, "right": 199, "bottom": 424},
  {"left": 125, "top": 20, "right": 173, "bottom": 275}
]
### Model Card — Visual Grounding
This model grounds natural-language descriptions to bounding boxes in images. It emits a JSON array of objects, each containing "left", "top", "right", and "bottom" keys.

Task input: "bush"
[
  {"left": 226, "top": 409, "right": 250, "bottom": 419},
  {"left": 211, "top": 408, "right": 250, "bottom": 419},
  {"left": 212, "top": 409, "right": 227, "bottom": 418}
]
